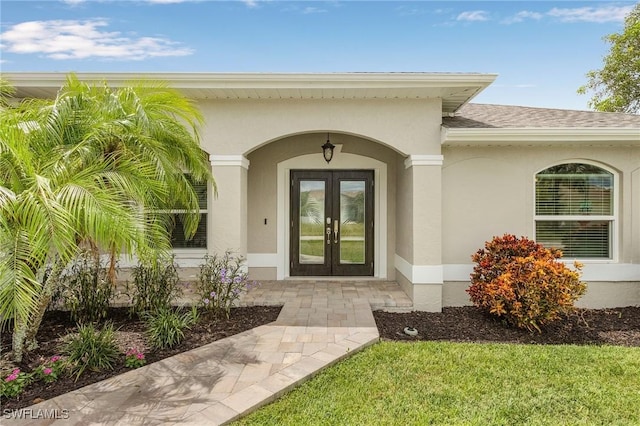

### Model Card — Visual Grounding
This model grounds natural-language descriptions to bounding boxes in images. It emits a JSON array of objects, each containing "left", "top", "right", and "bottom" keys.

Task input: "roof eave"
[
  {"left": 2, "top": 72, "right": 497, "bottom": 114},
  {"left": 441, "top": 127, "right": 640, "bottom": 146}
]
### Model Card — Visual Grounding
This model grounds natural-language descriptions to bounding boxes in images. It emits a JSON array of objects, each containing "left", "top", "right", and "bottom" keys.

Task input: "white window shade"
[{"left": 535, "top": 164, "right": 614, "bottom": 259}]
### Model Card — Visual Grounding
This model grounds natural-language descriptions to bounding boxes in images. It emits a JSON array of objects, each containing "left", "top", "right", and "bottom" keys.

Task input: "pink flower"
[
  {"left": 50, "top": 355, "right": 61, "bottom": 363},
  {"left": 43, "top": 368, "right": 53, "bottom": 375},
  {"left": 5, "top": 370, "right": 19, "bottom": 382},
  {"left": 137, "top": 353, "right": 145, "bottom": 360}
]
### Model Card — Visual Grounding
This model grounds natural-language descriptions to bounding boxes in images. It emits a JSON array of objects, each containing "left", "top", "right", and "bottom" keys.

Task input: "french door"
[{"left": 290, "top": 170, "right": 374, "bottom": 276}]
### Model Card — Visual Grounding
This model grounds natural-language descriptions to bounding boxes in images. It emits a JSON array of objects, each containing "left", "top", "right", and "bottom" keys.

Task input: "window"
[
  {"left": 535, "top": 163, "right": 614, "bottom": 259},
  {"left": 169, "top": 176, "right": 208, "bottom": 249}
]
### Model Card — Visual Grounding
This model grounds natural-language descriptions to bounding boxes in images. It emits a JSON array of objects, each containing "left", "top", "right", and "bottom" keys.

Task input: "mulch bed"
[
  {"left": 374, "top": 306, "right": 640, "bottom": 346},
  {"left": 2, "top": 304, "right": 639, "bottom": 412},
  {"left": 0, "top": 306, "right": 282, "bottom": 411}
]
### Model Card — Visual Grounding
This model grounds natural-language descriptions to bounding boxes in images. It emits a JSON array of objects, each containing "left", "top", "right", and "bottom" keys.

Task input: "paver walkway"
[{"left": 9, "top": 280, "right": 411, "bottom": 425}]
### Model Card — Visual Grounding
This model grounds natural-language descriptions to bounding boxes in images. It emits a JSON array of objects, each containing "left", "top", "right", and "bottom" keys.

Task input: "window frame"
[
  {"left": 163, "top": 174, "right": 209, "bottom": 252},
  {"left": 533, "top": 160, "right": 618, "bottom": 262}
]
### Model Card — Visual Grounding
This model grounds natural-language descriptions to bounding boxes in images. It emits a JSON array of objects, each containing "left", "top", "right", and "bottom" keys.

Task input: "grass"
[{"left": 235, "top": 341, "right": 640, "bottom": 425}]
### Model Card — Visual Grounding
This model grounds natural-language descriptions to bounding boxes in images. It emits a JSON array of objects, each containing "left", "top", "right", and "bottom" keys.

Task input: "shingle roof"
[{"left": 442, "top": 103, "right": 640, "bottom": 129}]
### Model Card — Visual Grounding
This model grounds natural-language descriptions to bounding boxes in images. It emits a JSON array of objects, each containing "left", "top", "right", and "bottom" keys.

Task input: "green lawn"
[{"left": 235, "top": 341, "right": 640, "bottom": 425}]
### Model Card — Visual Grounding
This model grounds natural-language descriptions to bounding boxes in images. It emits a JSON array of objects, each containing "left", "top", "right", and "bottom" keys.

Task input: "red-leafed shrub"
[{"left": 467, "top": 234, "right": 586, "bottom": 332}]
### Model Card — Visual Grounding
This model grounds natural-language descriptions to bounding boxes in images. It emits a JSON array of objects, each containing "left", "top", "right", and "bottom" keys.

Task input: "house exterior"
[{"left": 8, "top": 72, "right": 640, "bottom": 311}]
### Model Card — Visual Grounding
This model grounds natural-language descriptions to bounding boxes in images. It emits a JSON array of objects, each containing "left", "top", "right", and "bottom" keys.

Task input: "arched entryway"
[{"left": 245, "top": 133, "right": 391, "bottom": 280}]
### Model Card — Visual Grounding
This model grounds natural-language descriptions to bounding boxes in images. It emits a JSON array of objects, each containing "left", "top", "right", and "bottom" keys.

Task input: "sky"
[{"left": 0, "top": 0, "right": 636, "bottom": 111}]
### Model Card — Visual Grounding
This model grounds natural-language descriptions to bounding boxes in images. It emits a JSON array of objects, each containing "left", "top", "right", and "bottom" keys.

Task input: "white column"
[{"left": 209, "top": 155, "right": 250, "bottom": 256}]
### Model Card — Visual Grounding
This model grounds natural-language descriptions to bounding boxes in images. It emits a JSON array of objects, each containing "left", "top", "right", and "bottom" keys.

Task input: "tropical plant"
[
  {"left": 52, "top": 249, "right": 114, "bottom": 323},
  {"left": 146, "top": 306, "right": 198, "bottom": 349},
  {"left": 467, "top": 234, "right": 586, "bottom": 332},
  {"left": 129, "top": 255, "right": 181, "bottom": 315},
  {"left": 0, "top": 74, "right": 214, "bottom": 362},
  {"left": 64, "top": 322, "right": 120, "bottom": 381}
]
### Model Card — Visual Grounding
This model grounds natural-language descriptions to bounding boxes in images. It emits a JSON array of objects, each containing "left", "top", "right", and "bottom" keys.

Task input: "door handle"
[
  {"left": 333, "top": 220, "right": 339, "bottom": 244},
  {"left": 326, "top": 217, "right": 331, "bottom": 245}
]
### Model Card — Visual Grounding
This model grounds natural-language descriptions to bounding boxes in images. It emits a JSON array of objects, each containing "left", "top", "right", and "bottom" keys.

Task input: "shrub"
[
  {"left": 53, "top": 250, "right": 114, "bottom": 323},
  {"left": 196, "top": 252, "right": 259, "bottom": 318},
  {"left": 0, "top": 369, "right": 32, "bottom": 398},
  {"left": 467, "top": 234, "right": 586, "bottom": 332},
  {"left": 64, "top": 323, "right": 120, "bottom": 381},
  {"left": 146, "top": 306, "right": 198, "bottom": 350},
  {"left": 129, "top": 255, "right": 182, "bottom": 315}
]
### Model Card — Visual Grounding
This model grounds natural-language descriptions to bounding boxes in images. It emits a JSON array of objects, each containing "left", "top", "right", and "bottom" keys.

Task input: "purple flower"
[
  {"left": 210, "top": 291, "right": 216, "bottom": 298},
  {"left": 203, "top": 298, "right": 210, "bottom": 305}
]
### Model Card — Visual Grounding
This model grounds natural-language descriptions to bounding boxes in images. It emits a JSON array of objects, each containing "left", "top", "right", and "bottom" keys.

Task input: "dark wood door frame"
[{"left": 290, "top": 170, "right": 374, "bottom": 276}]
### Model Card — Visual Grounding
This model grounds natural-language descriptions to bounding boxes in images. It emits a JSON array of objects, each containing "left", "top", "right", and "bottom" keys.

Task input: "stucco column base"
[
  {"left": 396, "top": 271, "right": 443, "bottom": 312},
  {"left": 412, "top": 284, "right": 443, "bottom": 312}
]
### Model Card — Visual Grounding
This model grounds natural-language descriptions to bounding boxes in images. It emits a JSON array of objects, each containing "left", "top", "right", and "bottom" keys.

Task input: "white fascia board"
[
  {"left": 441, "top": 127, "right": 640, "bottom": 146},
  {"left": 5, "top": 71, "right": 497, "bottom": 89}
]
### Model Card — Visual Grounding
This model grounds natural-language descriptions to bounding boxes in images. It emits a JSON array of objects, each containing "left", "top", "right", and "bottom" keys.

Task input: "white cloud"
[
  {"left": 395, "top": 6, "right": 426, "bottom": 17},
  {"left": 301, "top": 6, "right": 327, "bottom": 14},
  {"left": 61, "top": 0, "right": 87, "bottom": 5},
  {"left": 241, "top": 0, "right": 259, "bottom": 8},
  {"left": 502, "top": 10, "right": 543, "bottom": 24},
  {"left": 0, "top": 19, "right": 194, "bottom": 60},
  {"left": 456, "top": 10, "right": 489, "bottom": 22},
  {"left": 547, "top": 5, "right": 633, "bottom": 23}
]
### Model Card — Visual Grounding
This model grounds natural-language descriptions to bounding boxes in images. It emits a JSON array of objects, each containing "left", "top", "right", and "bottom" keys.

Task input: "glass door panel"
[
  {"left": 299, "top": 180, "right": 326, "bottom": 264},
  {"left": 339, "top": 181, "right": 366, "bottom": 265},
  {"left": 290, "top": 170, "right": 373, "bottom": 276}
]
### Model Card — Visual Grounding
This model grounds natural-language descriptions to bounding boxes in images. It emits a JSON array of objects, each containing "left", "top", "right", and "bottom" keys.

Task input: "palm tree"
[{"left": 0, "top": 74, "right": 214, "bottom": 361}]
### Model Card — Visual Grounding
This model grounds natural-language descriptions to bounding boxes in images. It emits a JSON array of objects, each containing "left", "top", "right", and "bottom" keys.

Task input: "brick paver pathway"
[{"left": 9, "top": 281, "right": 411, "bottom": 425}]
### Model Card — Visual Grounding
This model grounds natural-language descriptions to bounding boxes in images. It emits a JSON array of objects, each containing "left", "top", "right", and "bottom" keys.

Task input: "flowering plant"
[
  {"left": 197, "top": 252, "right": 259, "bottom": 318},
  {"left": 125, "top": 348, "right": 146, "bottom": 368},
  {"left": 34, "top": 355, "right": 65, "bottom": 384},
  {"left": 1, "top": 369, "right": 32, "bottom": 398}
]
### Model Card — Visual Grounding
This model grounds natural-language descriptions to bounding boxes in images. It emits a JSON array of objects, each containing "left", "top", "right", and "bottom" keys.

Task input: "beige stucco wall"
[
  {"left": 441, "top": 144, "right": 640, "bottom": 308},
  {"left": 195, "top": 97, "right": 444, "bottom": 284},
  {"left": 197, "top": 98, "right": 442, "bottom": 157},
  {"left": 442, "top": 145, "right": 640, "bottom": 264}
]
